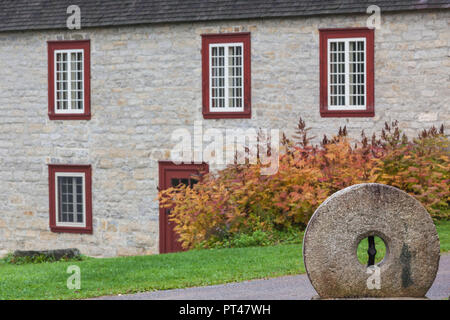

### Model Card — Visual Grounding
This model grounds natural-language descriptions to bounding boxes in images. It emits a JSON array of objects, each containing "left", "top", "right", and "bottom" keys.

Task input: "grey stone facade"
[{"left": 0, "top": 10, "right": 448, "bottom": 257}]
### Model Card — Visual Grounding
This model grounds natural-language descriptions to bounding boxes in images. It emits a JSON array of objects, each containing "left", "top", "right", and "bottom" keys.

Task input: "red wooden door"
[{"left": 158, "top": 162, "right": 208, "bottom": 254}]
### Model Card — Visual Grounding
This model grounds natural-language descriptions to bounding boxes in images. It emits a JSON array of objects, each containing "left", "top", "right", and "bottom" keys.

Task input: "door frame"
[{"left": 158, "top": 161, "right": 209, "bottom": 254}]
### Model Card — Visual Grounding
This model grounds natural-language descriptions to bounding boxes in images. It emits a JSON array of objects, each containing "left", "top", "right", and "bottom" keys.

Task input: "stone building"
[{"left": 0, "top": 1, "right": 448, "bottom": 257}]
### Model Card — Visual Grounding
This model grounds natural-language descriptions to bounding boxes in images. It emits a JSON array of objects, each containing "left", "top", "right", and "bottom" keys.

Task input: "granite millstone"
[{"left": 303, "top": 183, "right": 440, "bottom": 298}]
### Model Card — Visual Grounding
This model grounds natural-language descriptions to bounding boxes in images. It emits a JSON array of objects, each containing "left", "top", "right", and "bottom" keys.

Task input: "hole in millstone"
[{"left": 357, "top": 236, "right": 387, "bottom": 266}]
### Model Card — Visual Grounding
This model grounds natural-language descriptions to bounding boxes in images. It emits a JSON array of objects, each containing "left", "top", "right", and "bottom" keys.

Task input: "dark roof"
[{"left": 0, "top": 0, "right": 448, "bottom": 32}]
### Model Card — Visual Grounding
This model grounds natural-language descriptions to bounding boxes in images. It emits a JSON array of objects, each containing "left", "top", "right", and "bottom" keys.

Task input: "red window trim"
[
  {"left": 202, "top": 32, "right": 251, "bottom": 119},
  {"left": 158, "top": 161, "right": 209, "bottom": 253},
  {"left": 48, "top": 164, "right": 93, "bottom": 234},
  {"left": 319, "top": 28, "right": 374, "bottom": 117},
  {"left": 48, "top": 40, "right": 91, "bottom": 120}
]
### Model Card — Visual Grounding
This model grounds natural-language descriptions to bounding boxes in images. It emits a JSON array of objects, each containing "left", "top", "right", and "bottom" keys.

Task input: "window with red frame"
[
  {"left": 48, "top": 40, "right": 91, "bottom": 120},
  {"left": 202, "top": 33, "right": 251, "bottom": 119},
  {"left": 319, "top": 28, "right": 374, "bottom": 117},
  {"left": 48, "top": 164, "right": 92, "bottom": 234}
]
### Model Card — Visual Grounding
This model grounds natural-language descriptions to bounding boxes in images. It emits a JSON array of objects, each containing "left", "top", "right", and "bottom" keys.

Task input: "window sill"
[
  {"left": 50, "top": 226, "right": 93, "bottom": 234},
  {"left": 203, "top": 111, "right": 251, "bottom": 119},
  {"left": 320, "top": 109, "right": 374, "bottom": 118},
  {"left": 48, "top": 113, "right": 91, "bottom": 120}
]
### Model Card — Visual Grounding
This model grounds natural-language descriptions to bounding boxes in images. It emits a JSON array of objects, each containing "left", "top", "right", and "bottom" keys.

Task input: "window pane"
[
  {"left": 210, "top": 43, "right": 244, "bottom": 110},
  {"left": 227, "top": 44, "right": 243, "bottom": 109},
  {"left": 56, "top": 52, "right": 69, "bottom": 110},
  {"left": 57, "top": 176, "right": 84, "bottom": 224},
  {"left": 171, "top": 178, "right": 179, "bottom": 187},
  {"left": 190, "top": 179, "right": 198, "bottom": 188},
  {"left": 55, "top": 50, "right": 84, "bottom": 112},
  {"left": 328, "top": 39, "right": 366, "bottom": 108},
  {"left": 329, "top": 40, "right": 346, "bottom": 106},
  {"left": 349, "top": 40, "right": 365, "bottom": 106},
  {"left": 210, "top": 45, "right": 226, "bottom": 108}
]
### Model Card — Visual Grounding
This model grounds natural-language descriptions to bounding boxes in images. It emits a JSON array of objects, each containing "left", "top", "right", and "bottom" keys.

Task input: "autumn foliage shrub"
[{"left": 159, "top": 119, "right": 449, "bottom": 249}]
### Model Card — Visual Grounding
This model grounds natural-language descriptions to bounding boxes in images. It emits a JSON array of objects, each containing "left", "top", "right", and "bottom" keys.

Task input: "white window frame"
[
  {"left": 54, "top": 172, "right": 86, "bottom": 228},
  {"left": 209, "top": 42, "right": 244, "bottom": 112},
  {"left": 327, "top": 37, "right": 367, "bottom": 111},
  {"left": 54, "top": 49, "right": 85, "bottom": 114}
]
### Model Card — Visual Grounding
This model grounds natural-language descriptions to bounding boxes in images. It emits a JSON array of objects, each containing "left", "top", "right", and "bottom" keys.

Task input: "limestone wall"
[{"left": 0, "top": 10, "right": 448, "bottom": 257}]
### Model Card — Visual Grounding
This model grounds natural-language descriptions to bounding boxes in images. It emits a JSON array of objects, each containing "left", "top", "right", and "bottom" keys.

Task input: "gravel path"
[{"left": 94, "top": 253, "right": 450, "bottom": 300}]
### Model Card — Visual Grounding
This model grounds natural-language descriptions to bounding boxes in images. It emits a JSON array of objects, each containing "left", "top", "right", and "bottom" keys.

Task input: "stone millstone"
[
  {"left": 303, "top": 183, "right": 440, "bottom": 299},
  {"left": 13, "top": 248, "right": 81, "bottom": 261}
]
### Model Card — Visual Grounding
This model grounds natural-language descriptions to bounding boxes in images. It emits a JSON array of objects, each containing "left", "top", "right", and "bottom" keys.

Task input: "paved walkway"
[{"left": 95, "top": 254, "right": 450, "bottom": 300}]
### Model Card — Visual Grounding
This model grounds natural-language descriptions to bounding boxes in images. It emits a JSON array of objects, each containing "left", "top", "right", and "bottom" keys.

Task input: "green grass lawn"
[
  {"left": 437, "top": 220, "right": 450, "bottom": 252},
  {"left": 357, "top": 236, "right": 387, "bottom": 265},
  {"left": 0, "top": 220, "right": 448, "bottom": 300}
]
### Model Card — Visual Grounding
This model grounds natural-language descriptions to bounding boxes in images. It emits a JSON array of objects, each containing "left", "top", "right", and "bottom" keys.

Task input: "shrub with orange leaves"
[
  {"left": 158, "top": 118, "right": 449, "bottom": 249},
  {"left": 371, "top": 122, "right": 449, "bottom": 217}
]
